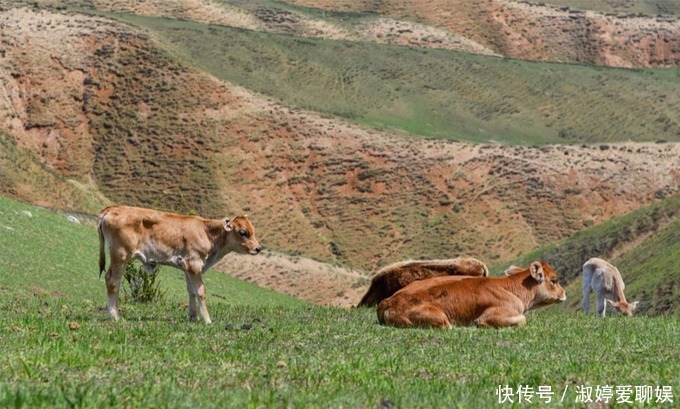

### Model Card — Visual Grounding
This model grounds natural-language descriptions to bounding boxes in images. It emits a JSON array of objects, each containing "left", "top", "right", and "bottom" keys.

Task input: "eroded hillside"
[
  {"left": 19, "top": 0, "right": 499, "bottom": 56},
  {"left": 284, "top": 0, "right": 680, "bottom": 67},
  {"left": 2, "top": 6, "right": 678, "bottom": 278},
  {"left": 18, "top": 0, "right": 680, "bottom": 68}
]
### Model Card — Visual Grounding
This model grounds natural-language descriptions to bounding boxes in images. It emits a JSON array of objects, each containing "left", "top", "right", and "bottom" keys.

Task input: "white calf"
[{"left": 582, "top": 257, "right": 638, "bottom": 317}]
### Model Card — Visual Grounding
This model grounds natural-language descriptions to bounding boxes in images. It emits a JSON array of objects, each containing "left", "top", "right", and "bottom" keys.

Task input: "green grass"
[
  {"left": 111, "top": 13, "right": 680, "bottom": 144},
  {"left": 1, "top": 196, "right": 679, "bottom": 408},
  {"left": 1, "top": 300, "right": 678, "bottom": 408}
]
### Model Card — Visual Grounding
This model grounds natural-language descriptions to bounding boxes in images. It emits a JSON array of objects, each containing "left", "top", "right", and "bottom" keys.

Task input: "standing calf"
[
  {"left": 357, "top": 257, "right": 489, "bottom": 307},
  {"left": 98, "top": 205, "right": 261, "bottom": 323},
  {"left": 582, "top": 257, "right": 638, "bottom": 317},
  {"left": 378, "top": 261, "right": 566, "bottom": 328}
]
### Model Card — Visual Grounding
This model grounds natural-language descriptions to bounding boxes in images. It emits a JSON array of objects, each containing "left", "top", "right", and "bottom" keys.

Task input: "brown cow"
[
  {"left": 377, "top": 261, "right": 566, "bottom": 328},
  {"left": 357, "top": 257, "right": 489, "bottom": 307},
  {"left": 98, "top": 205, "right": 261, "bottom": 324}
]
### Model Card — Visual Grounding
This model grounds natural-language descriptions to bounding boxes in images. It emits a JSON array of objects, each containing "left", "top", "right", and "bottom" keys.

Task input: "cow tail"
[{"left": 98, "top": 213, "right": 107, "bottom": 278}]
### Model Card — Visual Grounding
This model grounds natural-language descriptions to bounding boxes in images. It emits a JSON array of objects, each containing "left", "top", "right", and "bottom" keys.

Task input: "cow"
[
  {"left": 357, "top": 257, "right": 488, "bottom": 307},
  {"left": 97, "top": 205, "right": 261, "bottom": 324},
  {"left": 582, "top": 257, "right": 638, "bottom": 317},
  {"left": 377, "top": 261, "right": 566, "bottom": 328}
]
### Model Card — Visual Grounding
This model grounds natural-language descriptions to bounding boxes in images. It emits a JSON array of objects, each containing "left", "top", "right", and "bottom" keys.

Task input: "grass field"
[
  {"left": 1, "top": 197, "right": 679, "bottom": 408},
  {"left": 112, "top": 13, "right": 680, "bottom": 144},
  {"left": 2, "top": 299, "right": 678, "bottom": 408}
]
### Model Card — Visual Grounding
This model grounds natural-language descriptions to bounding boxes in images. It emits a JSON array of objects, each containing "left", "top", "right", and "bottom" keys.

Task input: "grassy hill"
[
  {"left": 607, "top": 216, "right": 680, "bottom": 316},
  {"left": 117, "top": 13, "right": 680, "bottom": 144},
  {"left": 1, "top": 196, "right": 678, "bottom": 408},
  {"left": 491, "top": 193, "right": 680, "bottom": 316},
  {"left": 0, "top": 195, "right": 303, "bottom": 308}
]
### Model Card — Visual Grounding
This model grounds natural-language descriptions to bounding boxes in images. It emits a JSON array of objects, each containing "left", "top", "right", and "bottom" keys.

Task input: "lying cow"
[
  {"left": 377, "top": 261, "right": 566, "bottom": 328},
  {"left": 98, "top": 205, "right": 261, "bottom": 323},
  {"left": 582, "top": 257, "right": 638, "bottom": 317},
  {"left": 357, "top": 257, "right": 489, "bottom": 307}
]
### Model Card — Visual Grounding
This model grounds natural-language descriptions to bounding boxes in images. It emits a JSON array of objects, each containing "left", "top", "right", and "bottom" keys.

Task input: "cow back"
[{"left": 358, "top": 257, "right": 488, "bottom": 307}]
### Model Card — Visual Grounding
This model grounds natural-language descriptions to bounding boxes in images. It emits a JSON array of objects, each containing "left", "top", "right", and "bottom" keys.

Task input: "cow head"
[
  {"left": 224, "top": 215, "right": 262, "bottom": 255},
  {"left": 527, "top": 261, "right": 567, "bottom": 309},
  {"left": 606, "top": 299, "right": 639, "bottom": 316}
]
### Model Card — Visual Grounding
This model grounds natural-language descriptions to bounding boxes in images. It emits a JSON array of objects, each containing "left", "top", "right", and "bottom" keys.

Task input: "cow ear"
[
  {"left": 606, "top": 299, "right": 617, "bottom": 307},
  {"left": 223, "top": 218, "right": 233, "bottom": 232},
  {"left": 631, "top": 301, "right": 639, "bottom": 310},
  {"left": 505, "top": 266, "right": 523, "bottom": 276},
  {"left": 529, "top": 261, "right": 544, "bottom": 283}
]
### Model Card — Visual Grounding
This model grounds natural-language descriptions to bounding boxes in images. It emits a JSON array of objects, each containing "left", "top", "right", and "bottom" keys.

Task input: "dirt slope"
[
  {"left": 1, "top": 6, "right": 679, "bottom": 304},
  {"left": 216, "top": 251, "right": 367, "bottom": 307},
  {"left": 25, "top": 0, "right": 498, "bottom": 56},
  {"left": 284, "top": 0, "right": 680, "bottom": 67},
  {"left": 24, "top": 0, "right": 680, "bottom": 67}
]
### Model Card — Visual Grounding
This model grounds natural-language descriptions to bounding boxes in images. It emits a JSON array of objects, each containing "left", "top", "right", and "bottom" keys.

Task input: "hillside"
[
  {"left": 25, "top": 0, "right": 680, "bottom": 68},
  {"left": 1, "top": 5, "right": 679, "bottom": 276},
  {"left": 226, "top": 194, "right": 680, "bottom": 315},
  {"left": 516, "top": 0, "right": 680, "bottom": 16},
  {"left": 117, "top": 13, "right": 680, "bottom": 144},
  {"left": 0, "top": 132, "right": 109, "bottom": 211},
  {"left": 218, "top": 250, "right": 368, "bottom": 307},
  {"left": 492, "top": 193, "right": 680, "bottom": 316},
  {"left": 561, "top": 215, "right": 680, "bottom": 317},
  {"left": 284, "top": 0, "right": 680, "bottom": 67},
  {"left": 0, "top": 195, "right": 304, "bottom": 308}
]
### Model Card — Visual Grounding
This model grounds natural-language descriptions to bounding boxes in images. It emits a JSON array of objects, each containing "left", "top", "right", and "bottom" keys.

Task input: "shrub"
[{"left": 123, "top": 261, "right": 166, "bottom": 303}]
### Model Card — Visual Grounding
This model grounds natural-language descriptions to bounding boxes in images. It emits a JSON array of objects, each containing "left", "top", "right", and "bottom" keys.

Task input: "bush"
[{"left": 123, "top": 261, "right": 166, "bottom": 303}]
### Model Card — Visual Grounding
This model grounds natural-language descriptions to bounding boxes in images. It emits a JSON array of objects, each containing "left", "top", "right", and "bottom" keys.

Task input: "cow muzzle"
[{"left": 250, "top": 246, "right": 262, "bottom": 255}]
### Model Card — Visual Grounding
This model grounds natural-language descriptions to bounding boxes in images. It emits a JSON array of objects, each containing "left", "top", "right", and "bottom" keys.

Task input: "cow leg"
[
  {"left": 410, "top": 305, "right": 452, "bottom": 328},
  {"left": 105, "top": 261, "right": 126, "bottom": 320},
  {"left": 380, "top": 306, "right": 412, "bottom": 328},
  {"left": 185, "top": 264, "right": 211, "bottom": 324},
  {"left": 384, "top": 304, "right": 451, "bottom": 328},
  {"left": 476, "top": 308, "right": 526, "bottom": 328},
  {"left": 184, "top": 272, "right": 197, "bottom": 322},
  {"left": 582, "top": 283, "right": 591, "bottom": 315},
  {"left": 596, "top": 293, "right": 607, "bottom": 317}
]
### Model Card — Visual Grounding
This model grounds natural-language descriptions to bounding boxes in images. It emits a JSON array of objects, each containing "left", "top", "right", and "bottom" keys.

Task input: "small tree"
[{"left": 123, "top": 261, "right": 166, "bottom": 303}]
